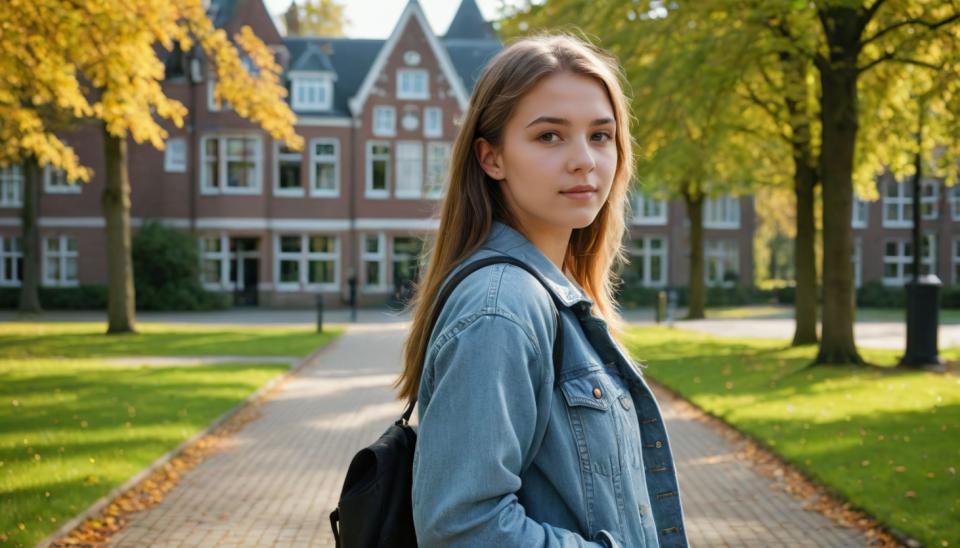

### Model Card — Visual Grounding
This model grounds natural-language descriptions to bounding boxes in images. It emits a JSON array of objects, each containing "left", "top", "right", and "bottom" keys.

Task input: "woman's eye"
[
  {"left": 592, "top": 131, "right": 613, "bottom": 142},
  {"left": 538, "top": 132, "right": 561, "bottom": 143}
]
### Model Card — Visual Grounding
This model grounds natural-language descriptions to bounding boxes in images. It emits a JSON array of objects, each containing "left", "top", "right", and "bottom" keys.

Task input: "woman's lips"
[{"left": 561, "top": 190, "right": 596, "bottom": 200}]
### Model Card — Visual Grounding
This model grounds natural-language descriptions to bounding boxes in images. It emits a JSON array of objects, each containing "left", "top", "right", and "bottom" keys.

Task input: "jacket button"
[
  {"left": 655, "top": 440, "right": 662, "bottom": 448},
  {"left": 593, "top": 387, "right": 602, "bottom": 399}
]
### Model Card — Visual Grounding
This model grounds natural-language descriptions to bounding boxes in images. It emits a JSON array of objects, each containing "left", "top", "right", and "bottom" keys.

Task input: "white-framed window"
[
  {"left": 274, "top": 234, "right": 339, "bottom": 291},
  {"left": 395, "top": 141, "right": 423, "bottom": 199},
  {"left": 200, "top": 135, "right": 262, "bottom": 194},
  {"left": 705, "top": 239, "right": 739, "bottom": 287},
  {"left": 853, "top": 237, "right": 862, "bottom": 288},
  {"left": 373, "top": 106, "right": 396, "bottom": 137},
  {"left": 396, "top": 69, "right": 429, "bottom": 100},
  {"left": 628, "top": 236, "right": 667, "bottom": 288},
  {"left": 883, "top": 234, "right": 936, "bottom": 286},
  {"left": 274, "top": 141, "right": 304, "bottom": 196},
  {"left": 199, "top": 234, "right": 229, "bottom": 288},
  {"left": 632, "top": 191, "right": 667, "bottom": 225},
  {"left": 953, "top": 239, "right": 960, "bottom": 284},
  {"left": 42, "top": 235, "right": 78, "bottom": 287},
  {"left": 0, "top": 236, "right": 22, "bottom": 286},
  {"left": 0, "top": 166, "right": 23, "bottom": 207},
  {"left": 366, "top": 141, "right": 391, "bottom": 198},
  {"left": 291, "top": 74, "right": 333, "bottom": 111},
  {"left": 423, "top": 107, "right": 442, "bottom": 138},
  {"left": 425, "top": 141, "right": 451, "bottom": 199},
  {"left": 703, "top": 195, "right": 740, "bottom": 229},
  {"left": 310, "top": 138, "right": 339, "bottom": 197},
  {"left": 852, "top": 196, "right": 868, "bottom": 228},
  {"left": 949, "top": 186, "right": 960, "bottom": 221},
  {"left": 207, "top": 78, "right": 231, "bottom": 111},
  {"left": 882, "top": 179, "right": 937, "bottom": 227},
  {"left": 164, "top": 138, "right": 188, "bottom": 173},
  {"left": 361, "top": 232, "right": 386, "bottom": 292},
  {"left": 44, "top": 165, "right": 81, "bottom": 194}
]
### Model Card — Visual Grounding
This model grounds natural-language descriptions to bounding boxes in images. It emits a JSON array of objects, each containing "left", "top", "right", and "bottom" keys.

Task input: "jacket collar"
[{"left": 481, "top": 220, "right": 595, "bottom": 310}]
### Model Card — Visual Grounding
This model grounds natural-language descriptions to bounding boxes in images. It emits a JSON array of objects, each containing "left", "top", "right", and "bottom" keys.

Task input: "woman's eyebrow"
[{"left": 525, "top": 116, "right": 615, "bottom": 128}]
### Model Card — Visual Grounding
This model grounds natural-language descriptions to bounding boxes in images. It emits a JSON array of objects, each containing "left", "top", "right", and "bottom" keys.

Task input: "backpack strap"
[{"left": 400, "top": 255, "right": 565, "bottom": 424}]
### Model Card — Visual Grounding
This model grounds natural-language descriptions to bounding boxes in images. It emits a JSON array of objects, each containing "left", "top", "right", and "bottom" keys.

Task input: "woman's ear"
[{"left": 474, "top": 137, "right": 505, "bottom": 181}]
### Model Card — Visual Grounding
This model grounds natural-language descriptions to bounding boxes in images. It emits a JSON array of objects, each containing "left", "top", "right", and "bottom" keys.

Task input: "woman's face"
[{"left": 475, "top": 71, "right": 618, "bottom": 237}]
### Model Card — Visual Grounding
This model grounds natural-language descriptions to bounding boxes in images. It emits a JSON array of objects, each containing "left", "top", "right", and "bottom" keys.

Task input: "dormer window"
[{"left": 291, "top": 73, "right": 334, "bottom": 111}]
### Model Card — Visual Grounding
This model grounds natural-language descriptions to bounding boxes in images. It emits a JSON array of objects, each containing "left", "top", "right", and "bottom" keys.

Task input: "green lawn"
[
  {"left": 625, "top": 326, "right": 960, "bottom": 547},
  {"left": 0, "top": 322, "right": 344, "bottom": 547}
]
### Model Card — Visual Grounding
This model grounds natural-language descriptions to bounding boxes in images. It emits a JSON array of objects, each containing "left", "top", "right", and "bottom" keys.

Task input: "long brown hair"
[{"left": 395, "top": 33, "right": 635, "bottom": 403}]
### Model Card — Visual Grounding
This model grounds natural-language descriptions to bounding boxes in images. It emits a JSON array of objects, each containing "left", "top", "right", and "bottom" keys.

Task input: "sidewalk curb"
[{"left": 35, "top": 333, "right": 342, "bottom": 548}]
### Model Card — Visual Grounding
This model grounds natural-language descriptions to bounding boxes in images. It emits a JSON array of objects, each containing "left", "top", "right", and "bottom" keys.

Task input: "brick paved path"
[{"left": 107, "top": 321, "right": 868, "bottom": 547}]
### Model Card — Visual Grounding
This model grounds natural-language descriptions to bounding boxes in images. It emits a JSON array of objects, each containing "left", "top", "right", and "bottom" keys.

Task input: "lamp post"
[{"left": 899, "top": 103, "right": 945, "bottom": 372}]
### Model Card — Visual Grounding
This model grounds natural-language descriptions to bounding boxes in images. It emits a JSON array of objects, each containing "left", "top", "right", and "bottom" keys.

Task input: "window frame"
[
  {"left": 360, "top": 232, "right": 387, "bottom": 292},
  {"left": 396, "top": 68, "right": 429, "bottom": 100},
  {"left": 42, "top": 234, "right": 79, "bottom": 287},
  {"left": 632, "top": 191, "right": 668, "bottom": 225},
  {"left": 43, "top": 165, "right": 81, "bottom": 194},
  {"left": 0, "top": 166, "right": 23, "bottom": 207},
  {"left": 365, "top": 140, "right": 391, "bottom": 199},
  {"left": 200, "top": 134, "right": 263, "bottom": 195},
  {"left": 290, "top": 72, "right": 334, "bottom": 112},
  {"left": 882, "top": 233, "right": 936, "bottom": 286},
  {"left": 273, "top": 141, "right": 305, "bottom": 197},
  {"left": 705, "top": 239, "right": 739, "bottom": 288},
  {"left": 0, "top": 235, "right": 22, "bottom": 287},
  {"left": 425, "top": 141, "right": 451, "bottom": 200},
  {"left": 199, "top": 233, "right": 230, "bottom": 290},
  {"left": 703, "top": 195, "right": 740, "bottom": 229},
  {"left": 423, "top": 107, "right": 443, "bottom": 138},
  {"left": 373, "top": 106, "right": 396, "bottom": 137},
  {"left": 309, "top": 138, "right": 340, "bottom": 198},
  {"left": 164, "top": 137, "right": 188, "bottom": 173},
  {"left": 273, "top": 234, "right": 340, "bottom": 292},
  {"left": 394, "top": 141, "right": 423, "bottom": 199},
  {"left": 628, "top": 236, "right": 668, "bottom": 288},
  {"left": 852, "top": 196, "right": 868, "bottom": 229}
]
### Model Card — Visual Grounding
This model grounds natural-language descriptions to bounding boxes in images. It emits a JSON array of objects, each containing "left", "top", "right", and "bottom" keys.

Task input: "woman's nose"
[{"left": 566, "top": 138, "right": 596, "bottom": 173}]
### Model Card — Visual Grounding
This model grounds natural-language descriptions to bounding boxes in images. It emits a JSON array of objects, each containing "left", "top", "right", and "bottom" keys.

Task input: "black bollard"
[{"left": 316, "top": 295, "right": 324, "bottom": 333}]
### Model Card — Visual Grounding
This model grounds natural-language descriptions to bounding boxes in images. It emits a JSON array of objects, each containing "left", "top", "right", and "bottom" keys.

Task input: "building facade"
[{"left": 0, "top": 0, "right": 757, "bottom": 308}]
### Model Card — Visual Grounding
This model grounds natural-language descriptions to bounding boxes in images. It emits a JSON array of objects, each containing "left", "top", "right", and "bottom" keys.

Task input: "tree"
[
  {"left": 1, "top": 0, "right": 303, "bottom": 333},
  {"left": 283, "top": 0, "right": 349, "bottom": 37}
]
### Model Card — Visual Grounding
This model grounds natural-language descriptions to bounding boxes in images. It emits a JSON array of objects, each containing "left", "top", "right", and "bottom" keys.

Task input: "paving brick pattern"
[{"left": 107, "top": 321, "right": 869, "bottom": 547}]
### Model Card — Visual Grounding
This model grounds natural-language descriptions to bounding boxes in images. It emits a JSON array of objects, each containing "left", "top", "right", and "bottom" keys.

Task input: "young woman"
[{"left": 396, "top": 34, "right": 688, "bottom": 547}]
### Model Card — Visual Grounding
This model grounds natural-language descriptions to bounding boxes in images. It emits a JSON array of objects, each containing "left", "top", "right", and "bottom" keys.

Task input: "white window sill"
[
  {"left": 703, "top": 223, "right": 740, "bottom": 230},
  {"left": 882, "top": 220, "right": 912, "bottom": 228},
  {"left": 633, "top": 217, "right": 668, "bottom": 226},
  {"left": 310, "top": 190, "right": 339, "bottom": 198},
  {"left": 372, "top": 130, "right": 396, "bottom": 138},
  {"left": 365, "top": 191, "right": 389, "bottom": 199},
  {"left": 274, "top": 188, "right": 307, "bottom": 198}
]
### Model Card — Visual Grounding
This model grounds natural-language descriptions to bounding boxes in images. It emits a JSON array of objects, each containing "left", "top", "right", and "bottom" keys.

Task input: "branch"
[
  {"left": 861, "top": 12, "right": 960, "bottom": 47},
  {"left": 858, "top": 0, "right": 889, "bottom": 36},
  {"left": 739, "top": 81, "right": 782, "bottom": 125},
  {"left": 859, "top": 53, "right": 944, "bottom": 74}
]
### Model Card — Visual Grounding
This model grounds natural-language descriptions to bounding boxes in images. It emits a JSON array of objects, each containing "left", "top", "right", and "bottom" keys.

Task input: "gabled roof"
[
  {"left": 288, "top": 42, "right": 336, "bottom": 74},
  {"left": 347, "top": 0, "right": 470, "bottom": 115},
  {"left": 444, "top": 0, "right": 496, "bottom": 41}
]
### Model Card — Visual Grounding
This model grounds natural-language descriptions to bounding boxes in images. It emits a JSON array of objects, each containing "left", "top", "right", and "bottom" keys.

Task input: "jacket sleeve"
[{"left": 412, "top": 312, "right": 615, "bottom": 547}]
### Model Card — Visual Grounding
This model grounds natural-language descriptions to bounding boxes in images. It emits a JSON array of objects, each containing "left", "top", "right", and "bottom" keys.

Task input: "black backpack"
[{"left": 329, "top": 255, "right": 567, "bottom": 547}]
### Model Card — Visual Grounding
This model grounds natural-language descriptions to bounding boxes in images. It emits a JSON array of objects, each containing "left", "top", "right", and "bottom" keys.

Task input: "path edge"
[{"left": 35, "top": 332, "right": 342, "bottom": 548}]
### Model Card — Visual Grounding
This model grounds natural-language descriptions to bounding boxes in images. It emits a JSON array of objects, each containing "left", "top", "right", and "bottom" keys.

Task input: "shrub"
[{"left": 132, "top": 221, "right": 230, "bottom": 311}]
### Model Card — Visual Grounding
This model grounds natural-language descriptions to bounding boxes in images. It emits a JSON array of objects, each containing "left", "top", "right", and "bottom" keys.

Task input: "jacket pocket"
[{"left": 560, "top": 368, "right": 626, "bottom": 536}]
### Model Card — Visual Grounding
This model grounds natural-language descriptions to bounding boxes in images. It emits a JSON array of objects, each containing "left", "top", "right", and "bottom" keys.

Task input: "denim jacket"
[{"left": 412, "top": 221, "right": 688, "bottom": 547}]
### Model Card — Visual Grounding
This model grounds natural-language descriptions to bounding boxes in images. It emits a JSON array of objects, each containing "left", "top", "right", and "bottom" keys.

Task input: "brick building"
[{"left": 0, "top": 0, "right": 757, "bottom": 308}]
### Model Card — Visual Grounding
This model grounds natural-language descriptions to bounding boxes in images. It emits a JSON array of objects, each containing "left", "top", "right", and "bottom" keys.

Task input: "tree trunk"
[
  {"left": 102, "top": 125, "right": 137, "bottom": 334},
  {"left": 792, "top": 163, "right": 818, "bottom": 345},
  {"left": 781, "top": 53, "right": 819, "bottom": 345},
  {"left": 683, "top": 189, "right": 705, "bottom": 319},
  {"left": 814, "top": 7, "right": 863, "bottom": 365},
  {"left": 18, "top": 157, "right": 42, "bottom": 313}
]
